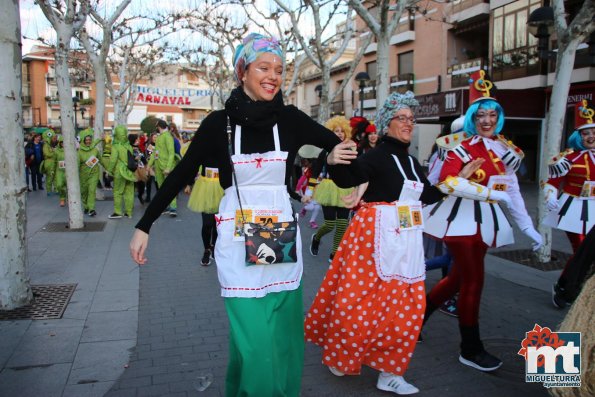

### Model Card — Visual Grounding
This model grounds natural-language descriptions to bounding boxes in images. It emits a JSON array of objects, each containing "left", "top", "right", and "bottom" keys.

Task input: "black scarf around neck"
[{"left": 225, "top": 87, "right": 284, "bottom": 129}]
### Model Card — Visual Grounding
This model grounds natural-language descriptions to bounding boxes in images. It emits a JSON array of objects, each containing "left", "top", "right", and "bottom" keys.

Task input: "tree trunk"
[
  {"left": 54, "top": 37, "right": 84, "bottom": 229},
  {"left": 536, "top": 40, "right": 580, "bottom": 262},
  {"left": 0, "top": 0, "right": 33, "bottom": 309},
  {"left": 549, "top": 275, "right": 595, "bottom": 397},
  {"left": 375, "top": 34, "right": 390, "bottom": 112},
  {"left": 93, "top": 68, "right": 106, "bottom": 138}
]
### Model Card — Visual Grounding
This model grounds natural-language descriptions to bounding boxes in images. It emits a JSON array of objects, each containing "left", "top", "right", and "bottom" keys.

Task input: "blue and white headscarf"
[
  {"left": 375, "top": 91, "right": 419, "bottom": 135},
  {"left": 232, "top": 33, "right": 283, "bottom": 84}
]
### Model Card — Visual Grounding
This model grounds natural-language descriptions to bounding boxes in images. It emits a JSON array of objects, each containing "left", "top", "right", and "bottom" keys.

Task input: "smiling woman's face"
[
  {"left": 474, "top": 108, "right": 499, "bottom": 137},
  {"left": 387, "top": 108, "right": 415, "bottom": 143},
  {"left": 581, "top": 128, "right": 595, "bottom": 149},
  {"left": 242, "top": 53, "right": 283, "bottom": 102}
]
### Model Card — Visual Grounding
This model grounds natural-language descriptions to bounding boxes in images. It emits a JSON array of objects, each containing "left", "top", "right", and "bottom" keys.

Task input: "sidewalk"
[{"left": 0, "top": 184, "right": 572, "bottom": 396}]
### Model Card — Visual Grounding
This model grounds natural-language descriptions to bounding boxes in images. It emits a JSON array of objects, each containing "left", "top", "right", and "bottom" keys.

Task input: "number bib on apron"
[
  {"left": 215, "top": 124, "right": 303, "bottom": 298},
  {"left": 374, "top": 155, "right": 426, "bottom": 283}
]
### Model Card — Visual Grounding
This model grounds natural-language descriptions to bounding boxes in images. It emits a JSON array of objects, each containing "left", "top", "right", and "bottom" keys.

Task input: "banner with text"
[{"left": 133, "top": 85, "right": 213, "bottom": 106}]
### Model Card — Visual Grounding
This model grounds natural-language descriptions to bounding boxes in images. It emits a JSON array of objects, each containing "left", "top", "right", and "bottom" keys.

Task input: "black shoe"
[
  {"left": 328, "top": 252, "right": 335, "bottom": 263},
  {"left": 169, "top": 209, "right": 177, "bottom": 217},
  {"left": 459, "top": 350, "right": 502, "bottom": 372},
  {"left": 89, "top": 210, "right": 97, "bottom": 217},
  {"left": 138, "top": 195, "right": 145, "bottom": 205},
  {"left": 108, "top": 213, "right": 122, "bottom": 219},
  {"left": 27, "top": 188, "right": 32, "bottom": 192},
  {"left": 417, "top": 333, "right": 424, "bottom": 344},
  {"left": 551, "top": 283, "right": 568, "bottom": 309},
  {"left": 125, "top": 213, "right": 132, "bottom": 218},
  {"left": 439, "top": 296, "right": 459, "bottom": 317},
  {"left": 201, "top": 250, "right": 212, "bottom": 266},
  {"left": 310, "top": 234, "right": 320, "bottom": 256}
]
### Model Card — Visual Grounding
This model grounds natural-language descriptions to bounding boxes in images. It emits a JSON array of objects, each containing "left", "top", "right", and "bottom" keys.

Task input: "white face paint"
[{"left": 578, "top": 128, "right": 595, "bottom": 149}]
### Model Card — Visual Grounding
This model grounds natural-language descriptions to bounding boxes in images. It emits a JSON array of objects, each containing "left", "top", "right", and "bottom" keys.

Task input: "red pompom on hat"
[
  {"left": 350, "top": 116, "right": 368, "bottom": 129},
  {"left": 468, "top": 70, "right": 497, "bottom": 104},
  {"left": 575, "top": 99, "right": 595, "bottom": 131},
  {"left": 365, "top": 124, "right": 377, "bottom": 134}
]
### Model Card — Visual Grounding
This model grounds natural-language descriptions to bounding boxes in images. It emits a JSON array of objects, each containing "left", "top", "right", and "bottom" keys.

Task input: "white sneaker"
[
  {"left": 328, "top": 366, "right": 345, "bottom": 377},
  {"left": 376, "top": 373, "right": 419, "bottom": 395}
]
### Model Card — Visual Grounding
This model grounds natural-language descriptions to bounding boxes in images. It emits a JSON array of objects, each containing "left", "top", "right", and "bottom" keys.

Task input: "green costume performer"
[
  {"left": 109, "top": 125, "right": 136, "bottom": 218},
  {"left": 148, "top": 121, "right": 177, "bottom": 212},
  {"left": 54, "top": 135, "right": 67, "bottom": 206},
  {"left": 41, "top": 129, "right": 58, "bottom": 194},
  {"left": 78, "top": 128, "right": 102, "bottom": 216}
]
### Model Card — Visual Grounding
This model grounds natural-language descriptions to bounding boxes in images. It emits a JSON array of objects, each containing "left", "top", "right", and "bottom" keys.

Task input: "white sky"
[{"left": 19, "top": 0, "right": 341, "bottom": 55}]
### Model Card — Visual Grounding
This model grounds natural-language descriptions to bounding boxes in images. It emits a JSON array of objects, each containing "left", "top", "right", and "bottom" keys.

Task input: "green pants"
[
  {"left": 113, "top": 174, "right": 134, "bottom": 216},
  {"left": 155, "top": 166, "right": 176, "bottom": 209},
  {"left": 55, "top": 169, "right": 67, "bottom": 200},
  {"left": 80, "top": 171, "right": 99, "bottom": 211},
  {"left": 224, "top": 286, "right": 304, "bottom": 397}
]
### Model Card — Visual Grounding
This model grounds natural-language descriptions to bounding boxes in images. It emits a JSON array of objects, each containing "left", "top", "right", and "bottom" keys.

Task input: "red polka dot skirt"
[{"left": 305, "top": 203, "right": 426, "bottom": 376}]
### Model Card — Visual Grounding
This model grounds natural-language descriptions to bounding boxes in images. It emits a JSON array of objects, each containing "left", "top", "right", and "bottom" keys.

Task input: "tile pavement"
[{"left": 0, "top": 183, "right": 579, "bottom": 396}]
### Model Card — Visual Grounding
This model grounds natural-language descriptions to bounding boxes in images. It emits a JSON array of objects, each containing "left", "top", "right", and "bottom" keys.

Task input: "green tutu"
[
  {"left": 187, "top": 176, "right": 224, "bottom": 214},
  {"left": 313, "top": 179, "right": 353, "bottom": 208}
]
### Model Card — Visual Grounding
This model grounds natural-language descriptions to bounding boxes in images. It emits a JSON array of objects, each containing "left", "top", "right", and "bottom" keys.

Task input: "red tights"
[{"left": 427, "top": 233, "right": 488, "bottom": 326}]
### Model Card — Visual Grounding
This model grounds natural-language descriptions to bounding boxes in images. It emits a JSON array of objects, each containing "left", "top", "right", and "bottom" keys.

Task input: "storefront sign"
[{"left": 414, "top": 90, "right": 463, "bottom": 119}]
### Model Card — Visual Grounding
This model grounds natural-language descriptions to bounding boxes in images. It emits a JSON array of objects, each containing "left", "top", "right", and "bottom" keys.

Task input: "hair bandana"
[{"left": 233, "top": 33, "right": 283, "bottom": 84}]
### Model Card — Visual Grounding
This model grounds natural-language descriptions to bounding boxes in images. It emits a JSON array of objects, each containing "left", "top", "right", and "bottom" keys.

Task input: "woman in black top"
[{"left": 129, "top": 33, "right": 359, "bottom": 397}]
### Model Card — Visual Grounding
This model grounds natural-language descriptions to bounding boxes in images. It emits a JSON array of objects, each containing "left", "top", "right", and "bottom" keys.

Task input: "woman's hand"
[
  {"left": 183, "top": 186, "right": 192, "bottom": 195},
  {"left": 301, "top": 195, "right": 311, "bottom": 204},
  {"left": 327, "top": 141, "right": 358, "bottom": 165},
  {"left": 130, "top": 229, "right": 149, "bottom": 265},
  {"left": 342, "top": 182, "right": 368, "bottom": 208},
  {"left": 459, "top": 158, "right": 485, "bottom": 179}
]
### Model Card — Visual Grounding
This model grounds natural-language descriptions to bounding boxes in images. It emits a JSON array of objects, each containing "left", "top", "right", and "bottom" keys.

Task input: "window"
[
  {"left": 394, "top": 51, "right": 414, "bottom": 93},
  {"left": 398, "top": 51, "right": 414, "bottom": 75},
  {"left": 492, "top": 0, "right": 541, "bottom": 81},
  {"left": 366, "top": 61, "right": 377, "bottom": 79}
]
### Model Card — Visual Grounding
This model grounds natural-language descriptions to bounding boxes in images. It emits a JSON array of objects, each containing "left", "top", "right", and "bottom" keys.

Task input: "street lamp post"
[
  {"left": 355, "top": 72, "right": 370, "bottom": 117},
  {"left": 527, "top": 5, "right": 555, "bottom": 74},
  {"left": 72, "top": 96, "right": 80, "bottom": 132},
  {"left": 80, "top": 107, "right": 87, "bottom": 129}
]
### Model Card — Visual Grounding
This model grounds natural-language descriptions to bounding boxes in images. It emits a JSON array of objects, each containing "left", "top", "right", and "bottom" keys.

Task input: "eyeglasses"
[{"left": 392, "top": 115, "right": 417, "bottom": 125}]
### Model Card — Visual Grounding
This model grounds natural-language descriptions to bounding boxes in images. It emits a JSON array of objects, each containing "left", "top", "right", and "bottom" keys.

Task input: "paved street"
[{"left": 0, "top": 184, "right": 575, "bottom": 396}]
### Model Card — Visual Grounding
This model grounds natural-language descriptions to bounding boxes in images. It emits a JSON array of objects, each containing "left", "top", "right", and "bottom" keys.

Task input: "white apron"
[
  {"left": 374, "top": 155, "right": 426, "bottom": 284},
  {"left": 215, "top": 124, "right": 303, "bottom": 298}
]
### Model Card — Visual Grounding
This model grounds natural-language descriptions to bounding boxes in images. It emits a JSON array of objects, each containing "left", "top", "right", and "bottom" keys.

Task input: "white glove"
[
  {"left": 489, "top": 189, "right": 513, "bottom": 208},
  {"left": 546, "top": 195, "right": 560, "bottom": 211},
  {"left": 522, "top": 226, "right": 543, "bottom": 251}
]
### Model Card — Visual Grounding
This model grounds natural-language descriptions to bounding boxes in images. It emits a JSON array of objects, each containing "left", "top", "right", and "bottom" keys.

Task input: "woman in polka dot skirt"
[{"left": 305, "top": 91, "right": 481, "bottom": 395}]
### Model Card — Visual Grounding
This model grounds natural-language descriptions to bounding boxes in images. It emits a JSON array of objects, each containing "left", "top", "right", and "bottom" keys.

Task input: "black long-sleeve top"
[
  {"left": 136, "top": 107, "right": 347, "bottom": 233},
  {"left": 330, "top": 135, "right": 445, "bottom": 204}
]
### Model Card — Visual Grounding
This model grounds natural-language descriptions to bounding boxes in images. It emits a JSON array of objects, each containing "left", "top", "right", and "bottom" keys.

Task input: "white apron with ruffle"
[
  {"left": 374, "top": 155, "right": 425, "bottom": 283},
  {"left": 215, "top": 124, "right": 302, "bottom": 298}
]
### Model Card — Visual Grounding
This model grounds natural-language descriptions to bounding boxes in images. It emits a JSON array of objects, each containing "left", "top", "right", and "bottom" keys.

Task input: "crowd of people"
[{"left": 24, "top": 31, "right": 589, "bottom": 397}]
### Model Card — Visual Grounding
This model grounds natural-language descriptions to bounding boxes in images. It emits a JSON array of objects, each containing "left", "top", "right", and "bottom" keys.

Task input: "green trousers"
[
  {"left": 80, "top": 172, "right": 99, "bottom": 211},
  {"left": 55, "top": 169, "right": 67, "bottom": 200},
  {"left": 155, "top": 167, "right": 176, "bottom": 209},
  {"left": 224, "top": 285, "right": 304, "bottom": 397},
  {"left": 113, "top": 174, "right": 134, "bottom": 216}
]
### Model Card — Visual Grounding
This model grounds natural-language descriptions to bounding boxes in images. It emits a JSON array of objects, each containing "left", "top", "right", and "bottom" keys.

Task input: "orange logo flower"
[{"left": 518, "top": 324, "right": 565, "bottom": 367}]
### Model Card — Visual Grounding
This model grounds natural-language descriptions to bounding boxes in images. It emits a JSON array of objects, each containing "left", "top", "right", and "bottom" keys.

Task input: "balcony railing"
[
  {"left": 22, "top": 95, "right": 32, "bottom": 105},
  {"left": 329, "top": 100, "right": 345, "bottom": 116},
  {"left": 448, "top": 57, "right": 488, "bottom": 88},
  {"left": 362, "top": 80, "right": 377, "bottom": 100},
  {"left": 311, "top": 104, "right": 320, "bottom": 120},
  {"left": 390, "top": 74, "right": 414, "bottom": 94},
  {"left": 492, "top": 45, "right": 540, "bottom": 82},
  {"left": 451, "top": 0, "right": 489, "bottom": 15}
]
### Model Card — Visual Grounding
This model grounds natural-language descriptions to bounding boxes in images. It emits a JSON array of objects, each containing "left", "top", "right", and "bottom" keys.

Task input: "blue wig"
[
  {"left": 567, "top": 130, "right": 586, "bottom": 151},
  {"left": 463, "top": 99, "right": 505, "bottom": 135}
]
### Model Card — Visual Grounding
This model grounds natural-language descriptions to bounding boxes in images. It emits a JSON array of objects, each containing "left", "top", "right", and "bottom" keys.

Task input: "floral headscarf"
[
  {"left": 375, "top": 91, "right": 419, "bottom": 135},
  {"left": 233, "top": 33, "right": 283, "bottom": 84}
]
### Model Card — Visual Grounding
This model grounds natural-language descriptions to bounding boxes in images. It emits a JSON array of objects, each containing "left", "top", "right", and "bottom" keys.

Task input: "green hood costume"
[
  {"left": 41, "top": 129, "right": 58, "bottom": 192},
  {"left": 109, "top": 125, "right": 136, "bottom": 217},
  {"left": 78, "top": 128, "right": 102, "bottom": 212}
]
